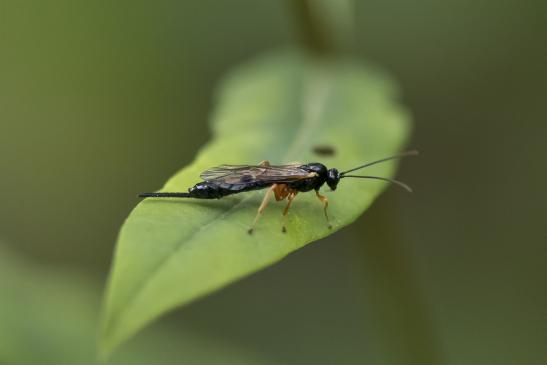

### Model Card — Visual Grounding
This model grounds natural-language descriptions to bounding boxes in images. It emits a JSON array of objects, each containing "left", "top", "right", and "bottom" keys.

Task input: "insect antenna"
[
  {"left": 139, "top": 192, "right": 191, "bottom": 198},
  {"left": 340, "top": 175, "right": 413, "bottom": 192},
  {"left": 340, "top": 150, "right": 418, "bottom": 175}
]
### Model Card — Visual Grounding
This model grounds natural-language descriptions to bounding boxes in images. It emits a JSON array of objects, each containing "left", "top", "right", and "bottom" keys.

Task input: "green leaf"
[
  {"left": 0, "top": 242, "right": 279, "bottom": 365},
  {"left": 100, "top": 50, "right": 412, "bottom": 354}
]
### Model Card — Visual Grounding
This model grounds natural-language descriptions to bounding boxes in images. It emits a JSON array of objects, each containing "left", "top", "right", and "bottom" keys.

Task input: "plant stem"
[
  {"left": 290, "top": 0, "right": 354, "bottom": 54},
  {"left": 355, "top": 198, "right": 442, "bottom": 365}
]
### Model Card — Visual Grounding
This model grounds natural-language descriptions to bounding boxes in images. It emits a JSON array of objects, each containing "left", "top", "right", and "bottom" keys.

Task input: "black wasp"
[{"left": 139, "top": 151, "right": 417, "bottom": 234}]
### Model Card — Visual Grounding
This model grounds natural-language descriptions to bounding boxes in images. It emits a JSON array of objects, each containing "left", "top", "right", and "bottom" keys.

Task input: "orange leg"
[
  {"left": 273, "top": 183, "right": 289, "bottom": 201},
  {"left": 315, "top": 190, "right": 332, "bottom": 229},
  {"left": 281, "top": 191, "right": 297, "bottom": 233},
  {"left": 248, "top": 184, "right": 275, "bottom": 234}
]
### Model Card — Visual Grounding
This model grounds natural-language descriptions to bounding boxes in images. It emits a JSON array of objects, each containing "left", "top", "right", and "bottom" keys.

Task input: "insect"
[{"left": 139, "top": 150, "right": 417, "bottom": 234}]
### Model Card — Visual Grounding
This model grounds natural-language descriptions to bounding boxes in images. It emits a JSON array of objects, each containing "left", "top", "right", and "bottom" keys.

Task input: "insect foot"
[
  {"left": 247, "top": 228, "right": 254, "bottom": 235},
  {"left": 282, "top": 226, "right": 287, "bottom": 233}
]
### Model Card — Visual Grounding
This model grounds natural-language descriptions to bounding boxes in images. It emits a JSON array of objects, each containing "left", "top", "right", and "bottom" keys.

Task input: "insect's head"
[{"left": 326, "top": 168, "right": 340, "bottom": 191}]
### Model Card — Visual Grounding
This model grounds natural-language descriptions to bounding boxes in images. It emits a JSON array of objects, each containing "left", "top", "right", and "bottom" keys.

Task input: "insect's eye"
[{"left": 326, "top": 168, "right": 340, "bottom": 191}]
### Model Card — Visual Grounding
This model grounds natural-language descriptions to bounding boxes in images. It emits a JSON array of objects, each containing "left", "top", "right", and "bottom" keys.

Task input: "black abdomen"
[{"left": 188, "top": 181, "right": 271, "bottom": 199}]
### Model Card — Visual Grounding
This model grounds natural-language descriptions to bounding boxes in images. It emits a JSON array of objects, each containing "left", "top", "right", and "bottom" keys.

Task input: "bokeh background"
[{"left": 1, "top": 0, "right": 546, "bottom": 364}]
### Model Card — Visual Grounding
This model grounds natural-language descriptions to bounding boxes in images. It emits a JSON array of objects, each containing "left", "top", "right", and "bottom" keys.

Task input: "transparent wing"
[{"left": 200, "top": 164, "right": 311, "bottom": 184}]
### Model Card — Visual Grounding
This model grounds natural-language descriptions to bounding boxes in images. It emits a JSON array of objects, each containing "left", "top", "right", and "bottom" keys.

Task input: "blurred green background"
[{"left": 1, "top": 0, "right": 546, "bottom": 364}]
